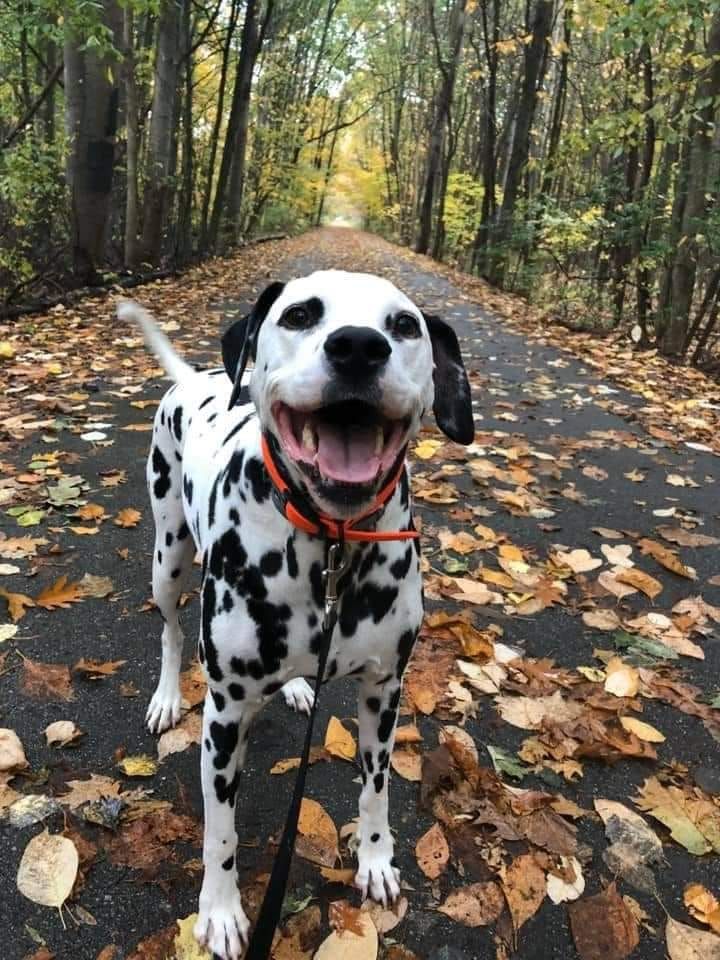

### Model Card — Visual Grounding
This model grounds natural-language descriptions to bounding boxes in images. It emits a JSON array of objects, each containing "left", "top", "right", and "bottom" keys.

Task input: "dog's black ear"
[
  {"left": 423, "top": 313, "right": 474, "bottom": 444},
  {"left": 223, "top": 281, "right": 285, "bottom": 407}
]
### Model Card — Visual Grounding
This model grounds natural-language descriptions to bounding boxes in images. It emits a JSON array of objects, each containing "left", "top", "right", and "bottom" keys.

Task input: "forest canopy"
[{"left": 0, "top": 0, "right": 718, "bottom": 363}]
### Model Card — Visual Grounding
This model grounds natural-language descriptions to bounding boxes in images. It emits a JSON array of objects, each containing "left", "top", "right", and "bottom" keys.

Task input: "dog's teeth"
[
  {"left": 302, "top": 423, "right": 317, "bottom": 452},
  {"left": 375, "top": 425, "right": 384, "bottom": 455}
]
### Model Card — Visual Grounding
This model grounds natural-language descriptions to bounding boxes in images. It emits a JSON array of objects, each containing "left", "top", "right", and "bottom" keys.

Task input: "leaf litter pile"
[{"left": 0, "top": 229, "right": 719, "bottom": 960}]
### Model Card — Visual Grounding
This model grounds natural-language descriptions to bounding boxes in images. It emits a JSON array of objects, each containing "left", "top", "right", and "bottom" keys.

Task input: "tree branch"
[{"left": 1, "top": 61, "right": 64, "bottom": 150}]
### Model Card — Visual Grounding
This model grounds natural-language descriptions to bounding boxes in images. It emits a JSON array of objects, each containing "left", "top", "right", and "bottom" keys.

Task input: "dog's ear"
[
  {"left": 223, "top": 281, "right": 285, "bottom": 407},
  {"left": 423, "top": 313, "right": 474, "bottom": 444}
]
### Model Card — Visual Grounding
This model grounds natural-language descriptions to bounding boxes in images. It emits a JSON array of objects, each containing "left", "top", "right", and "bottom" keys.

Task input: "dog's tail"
[{"left": 117, "top": 300, "right": 194, "bottom": 384}]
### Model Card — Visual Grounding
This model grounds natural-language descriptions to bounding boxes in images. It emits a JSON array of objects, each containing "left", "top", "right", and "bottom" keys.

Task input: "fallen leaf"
[
  {"left": 0, "top": 623, "right": 18, "bottom": 643},
  {"left": 615, "top": 567, "right": 663, "bottom": 599},
  {"left": 594, "top": 799, "right": 664, "bottom": 893},
  {"left": 501, "top": 853, "right": 546, "bottom": 930},
  {"left": 684, "top": 884, "right": 720, "bottom": 934},
  {"left": 35, "top": 576, "right": 84, "bottom": 610},
  {"left": 0, "top": 535, "right": 47, "bottom": 559},
  {"left": 638, "top": 538, "right": 696, "bottom": 580},
  {"left": 390, "top": 750, "right": 423, "bottom": 781},
  {"left": 315, "top": 905, "right": 377, "bottom": 959},
  {"left": 619, "top": 717, "right": 665, "bottom": 743},
  {"left": 495, "top": 690, "right": 583, "bottom": 730},
  {"left": 296, "top": 798, "right": 338, "bottom": 867},
  {"left": 114, "top": 507, "right": 142, "bottom": 528},
  {"left": 415, "top": 822, "right": 449, "bottom": 879},
  {"left": 44, "top": 720, "right": 83, "bottom": 747},
  {"left": 634, "top": 777, "right": 720, "bottom": 855},
  {"left": 77, "top": 574, "right": 114, "bottom": 598},
  {"left": 61, "top": 774, "right": 121, "bottom": 809},
  {"left": 546, "top": 856, "right": 585, "bottom": 903},
  {"left": 118, "top": 755, "right": 158, "bottom": 778},
  {"left": 157, "top": 713, "right": 202, "bottom": 761},
  {"left": 17, "top": 830, "right": 78, "bottom": 907},
  {"left": 666, "top": 916, "right": 720, "bottom": 960},
  {"left": 604, "top": 658, "right": 639, "bottom": 698},
  {"left": 437, "top": 882, "right": 505, "bottom": 927},
  {"left": 0, "top": 587, "right": 34, "bottom": 621},
  {"left": 361, "top": 897, "right": 408, "bottom": 934},
  {"left": 74, "top": 658, "right": 126, "bottom": 677},
  {"left": 554, "top": 548, "right": 602, "bottom": 573},
  {"left": 21, "top": 658, "right": 74, "bottom": 701},
  {"left": 0, "top": 728, "right": 28, "bottom": 771},
  {"left": 568, "top": 884, "right": 640, "bottom": 960},
  {"left": 174, "top": 914, "right": 211, "bottom": 958},
  {"left": 324, "top": 717, "right": 356, "bottom": 761}
]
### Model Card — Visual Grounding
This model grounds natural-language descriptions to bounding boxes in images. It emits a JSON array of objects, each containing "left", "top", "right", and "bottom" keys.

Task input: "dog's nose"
[{"left": 324, "top": 326, "right": 391, "bottom": 378}]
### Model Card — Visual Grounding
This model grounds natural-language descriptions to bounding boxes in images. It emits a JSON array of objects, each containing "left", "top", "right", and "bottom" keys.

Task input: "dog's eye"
[
  {"left": 279, "top": 305, "right": 314, "bottom": 330},
  {"left": 391, "top": 312, "right": 421, "bottom": 339}
]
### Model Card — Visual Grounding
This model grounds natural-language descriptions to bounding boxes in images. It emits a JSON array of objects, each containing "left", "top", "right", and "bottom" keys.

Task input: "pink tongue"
[{"left": 315, "top": 422, "right": 380, "bottom": 483}]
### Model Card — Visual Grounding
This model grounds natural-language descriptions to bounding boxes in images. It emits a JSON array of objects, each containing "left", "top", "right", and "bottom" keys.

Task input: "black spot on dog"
[
  {"left": 359, "top": 543, "right": 386, "bottom": 581},
  {"left": 201, "top": 578, "right": 223, "bottom": 682},
  {"left": 157, "top": 550, "right": 163, "bottom": 565},
  {"left": 214, "top": 770, "right": 240, "bottom": 806},
  {"left": 390, "top": 545, "right": 413, "bottom": 581},
  {"left": 208, "top": 528, "right": 249, "bottom": 589},
  {"left": 378, "top": 708, "right": 396, "bottom": 743},
  {"left": 262, "top": 680, "right": 282, "bottom": 696},
  {"left": 396, "top": 629, "right": 416, "bottom": 677},
  {"left": 389, "top": 688, "right": 401, "bottom": 711},
  {"left": 229, "top": 508, "right": 241, "bottom": 525},
  {"left": 366, "top": 697, "right": 381, "bottom": 714},
  {"left": 378, "top": 749, "right": 389, "bottom": 770},
  {"left": 222, "top": 412, "right": 254, "bottom": 447},
  {"left": 208, "top": 474, "right": 220, "bottom": 527},
  {"left": 339, "top": 583, "right": 398, "bottom": 637},
  {"left": 199, "top": 395, "right": 215, "bottom": 410},
  {"left": 286, "top": 536, "right": 298, "bottom": 578},
  {"left": 222, "top": 853, "right": 234, "bottom": 871},
  {"left": 151, "top": 446, "right": 171, "bottom": 498},
  {"left": 211, "top": 690, "right": 226, "bottom": 712},
  {"left": 310, "top": 563, "right": 325, "bottom": 610},
  {"left": 399, "top": 469, "right": 410, "bottom": 510},
  {"left": 198, "top": 640, "right": 206, "bottom": 663},
  {"left": 246, "top": 658, "right": 265, "bottom": 680},
  {"left": 246, "top": 598, "right": 291, "bottom": 675},
  {"left": 165, "top": 531, "right": 173, "bottom": 547},
  {"left": 373, "top": 773, "right": 384, "bottom": 793},
  {"left": 171, "top": 567, "right": 180, "bottom": 579},
  {"left": 309, "top": 631, "right": 323, "bottom": 655},
  {"left": 207, "top": 412, "right": 217, "bottom": 424},
  {"left": 230, "top": 657, "right": 247, "bottom": 676},
  {"left": 307, "top": 612, "right": 318, "bottom": 629},
  {"left": 260, "top": 550, "right": 283, "bottom": 577},
  {"left": 364, "top": 750, "right": 374, "bottom": 773},
  {"left": 327, "top": 659, "right": 338, "bottom": 678},
  {"left": 160, "top": 410, "right": 166, "bottom": 427},
  {"left": 210, "top": 719, "right": 239, "bottom": 770},
  {"left": 228, "top": 682, "right": 245, "bottom": 700},
  {"left": 371, "top": 833, "right": 380, "bottom": 842},
  {"left": 245, "top": 457, "right": 271, "bottom": 503},
  {"left": 178, "top": 521, "right": 190, "bottom": 540},
  {"left": 183, "top": 474, "right": 194, "bottom": 505},
  {"left": 222, "top": 590, "right": 233, "bottom": 612},
  {"left": 223, "top": 449, "right": 245, "bottom": 498},
  {"left": 172, "top": 406, "right": 183, "bottom": 441}
]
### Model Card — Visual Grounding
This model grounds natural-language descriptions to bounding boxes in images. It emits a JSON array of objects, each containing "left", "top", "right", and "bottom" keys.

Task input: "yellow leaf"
[
  {"left": 174, "top": 914, "right": 212, "bottom": 958},
  {"left": 604, "top": 657, "right": 639, "bottom": 698},
  {"left": 118, "top": 755, "right": 158, "bottom": 777},
  {"left": 35, "top": 576, "right": 84, "bottom": 610},
  {"left": 620, "top": 717, "right": 665, "bottom": 743},
  {"left": 683, "top": 884, "right": 720, "bottom": 934},
  {"left": 0, "top": 586, "right": 34, "bottom": 621},
  {"left": 114, "top": 508, "right": 142, "bottom": 528},
  {"left": 324, "top": 716, "right": 356, "bottom": 761},
  {"left": 17, "top": 830, "right": 78, "bottom": 907}
]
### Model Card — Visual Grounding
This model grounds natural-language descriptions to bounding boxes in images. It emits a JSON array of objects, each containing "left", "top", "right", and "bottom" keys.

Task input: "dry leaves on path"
[
  {"left": 634, "top": 777, "right": 720, "bottom": 856},
  {"left": 415, "top": 822, "right": 449, "bottom": 879},
  {"left": 296, "top": 798, "right": 339, "bottom": 867},
  {"left": 16, "top": 830, "right": 78, "bottom": 908},
  {"left": 21, "top": 657, "right": 74, "bottom": 701},
  {"left": 438, "top": 882, "right": 505, "bottom": 927},
  {"left": 665, "top": 917, "right": 720, "bottom": 960},
  {"left": 568, "top": 884, "right": 640, "bottom": 960}
]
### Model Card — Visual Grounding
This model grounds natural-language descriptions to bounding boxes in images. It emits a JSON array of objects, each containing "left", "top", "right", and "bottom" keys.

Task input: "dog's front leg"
[
  {"left": 194, "top": 685, "right": 259, "bottom": 960},
  {"left": 355, "top": 674, "right": 403, "bottom": 905}
]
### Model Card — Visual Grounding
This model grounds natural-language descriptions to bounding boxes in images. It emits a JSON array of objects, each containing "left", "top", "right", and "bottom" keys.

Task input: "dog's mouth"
[{"left": 273, "top": 400, "right": 409, "bottom": 488}]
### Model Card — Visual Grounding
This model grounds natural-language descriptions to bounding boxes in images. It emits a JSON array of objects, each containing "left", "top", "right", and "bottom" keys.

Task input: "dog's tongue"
[{"left": 315, "top": 422, "right": 380, "bottom": 483}]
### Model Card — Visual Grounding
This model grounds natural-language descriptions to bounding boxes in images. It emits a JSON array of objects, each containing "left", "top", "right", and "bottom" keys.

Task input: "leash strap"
[{"left": 243, "top": 541, "right": 346, "bottom": 960}]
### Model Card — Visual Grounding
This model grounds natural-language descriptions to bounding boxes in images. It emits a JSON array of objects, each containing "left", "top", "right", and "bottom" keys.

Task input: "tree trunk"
[
  {"left": 416, "top": 0, "right": 467, "bottom": 255},
  {"left": 208, "top": 0, "right": 264, "bottom": 250},
  {"left": 661, "top": 8, "right": 720, "bottom": 355},
  {"left": 175, "top": 0, "right": 193, "bottom": 263},
  {"left": 122, "top": 4, "right": 140, "bottom": 267},
  {"left": 64, "top": 2, "right": 122, "bottom": 283},
  {"left": 139, "top": 0, "right": 182, "bottom": 265},
  {"left": 487, "top": 0, "right": 554, "bottom": 287}
]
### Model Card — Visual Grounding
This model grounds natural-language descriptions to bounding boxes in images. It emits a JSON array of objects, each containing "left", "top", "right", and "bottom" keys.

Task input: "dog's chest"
[{"left": 173, "top": 374, "right": 423, "bottom": 683}]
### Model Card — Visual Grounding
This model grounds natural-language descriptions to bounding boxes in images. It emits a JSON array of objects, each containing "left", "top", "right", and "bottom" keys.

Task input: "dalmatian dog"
[{"left": 118, "top": 270, "right": 473, "bottom": 960}]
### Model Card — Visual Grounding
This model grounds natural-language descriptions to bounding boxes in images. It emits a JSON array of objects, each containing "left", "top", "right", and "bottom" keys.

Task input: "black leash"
[{"left": 242, "top": 539, "right": 346, "bottom": 960}]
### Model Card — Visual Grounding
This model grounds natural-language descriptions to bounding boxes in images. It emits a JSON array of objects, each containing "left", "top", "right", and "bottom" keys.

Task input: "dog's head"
[{"left": 222, "top": 270, "right": 473, "bottom": 517}]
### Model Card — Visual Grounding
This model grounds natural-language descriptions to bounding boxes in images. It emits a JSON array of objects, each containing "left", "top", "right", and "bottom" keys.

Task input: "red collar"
[{"left": 261, "top": 434, "right": 419, "bottom": 543}]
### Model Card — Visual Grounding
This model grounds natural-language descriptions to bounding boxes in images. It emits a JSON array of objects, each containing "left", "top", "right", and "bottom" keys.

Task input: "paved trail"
[{"left": 1, "top": 229, "right": 718, "bottom": 960}]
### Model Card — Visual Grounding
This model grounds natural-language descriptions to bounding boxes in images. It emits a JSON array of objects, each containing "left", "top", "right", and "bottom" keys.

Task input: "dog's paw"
[
  {"left": 146, "top": 685, "right": 182, "bottom": 733},
  {"left": 194, "top": 892, "right": 249, "bottom": 960},
  {"left": 355, "top": 846, "right": 401, "bottom": 906},
  {"left": 281, "top": 677, "right": 314, "bottom": 715}
]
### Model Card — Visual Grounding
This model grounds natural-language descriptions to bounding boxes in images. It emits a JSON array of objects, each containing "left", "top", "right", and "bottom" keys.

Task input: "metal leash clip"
[{"left": 322, "top": 541, "right": 347, "bottom": 631}]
